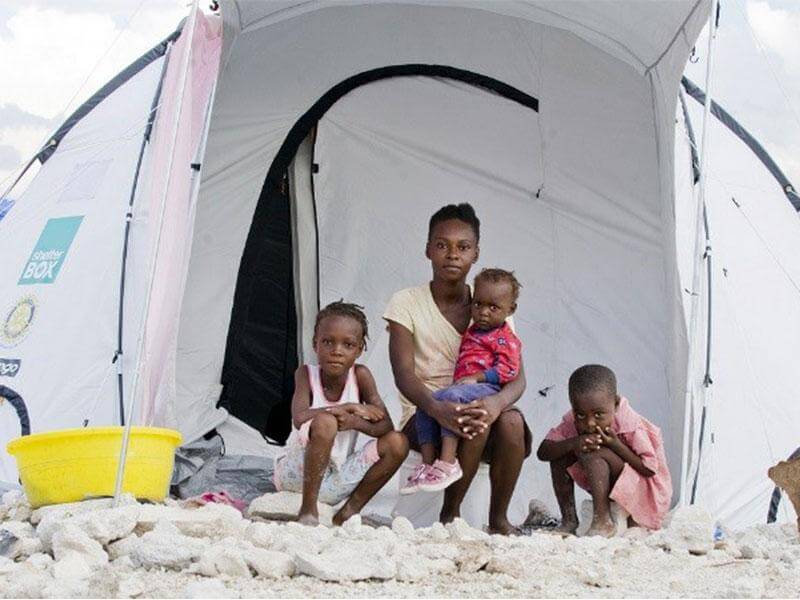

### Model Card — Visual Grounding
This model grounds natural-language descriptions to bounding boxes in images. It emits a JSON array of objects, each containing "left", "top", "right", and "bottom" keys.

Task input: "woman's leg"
[
  {"left": 487, "top": 410, "right": 526, "bottom": 534},
  {"left": 299, "top": 412, "right": 339, "bottom": 525},
  {"left": 550, "top": 455, "right": 579, "bottom": 533},
  {"left": 333, "top": 431, "right": 409, "bottom": 525},
  {"left": 579, "top": 447, "right": 625, "bottom": 537}
]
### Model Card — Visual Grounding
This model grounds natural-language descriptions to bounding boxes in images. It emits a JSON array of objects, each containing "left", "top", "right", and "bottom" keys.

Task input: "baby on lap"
[{"left": 401, "top": 268, "right": 522, "bottom": 493}]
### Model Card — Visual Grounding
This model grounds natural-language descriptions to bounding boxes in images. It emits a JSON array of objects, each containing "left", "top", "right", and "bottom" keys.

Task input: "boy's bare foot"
[
  {"left": 555, "top": 518, "right": 579, "bottom": 535},
  {"left": 297, "top": 512, "right": 320, "bottom": 526},
  {"left": 585, "top": 518, "right": 616, "bottom": 537}
]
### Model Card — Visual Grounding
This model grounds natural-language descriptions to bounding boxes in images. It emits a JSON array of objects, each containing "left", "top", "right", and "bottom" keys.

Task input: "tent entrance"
[{"left": 220, "top": 68, "right": 542, "bottom": 444}]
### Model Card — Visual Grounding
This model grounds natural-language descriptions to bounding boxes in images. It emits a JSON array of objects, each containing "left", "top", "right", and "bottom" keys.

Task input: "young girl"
[
  {"left": 273, "top": 301, "right": 408, "bottom": 526},
  {"left": 400, "top": 268, "right": 523, "bottom": 494},
  {"left": 537, "top": 364, "right": 672, "bottom": 536}
]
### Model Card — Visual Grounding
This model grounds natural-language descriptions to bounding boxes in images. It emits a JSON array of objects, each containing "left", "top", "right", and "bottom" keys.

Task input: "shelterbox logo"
[{"left": 18, "top": 216, "right": 84, "bottom": 285}]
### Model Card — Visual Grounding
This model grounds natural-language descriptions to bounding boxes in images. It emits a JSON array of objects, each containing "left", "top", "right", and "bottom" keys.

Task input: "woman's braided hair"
[{"left": 314, "top": 300, "right": 370, "bottom": 350}]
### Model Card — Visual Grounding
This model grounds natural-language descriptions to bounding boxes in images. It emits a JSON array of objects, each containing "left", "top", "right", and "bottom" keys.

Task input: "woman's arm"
[{"left": 387, "top": 321, "right": 471, "bottom": 438}]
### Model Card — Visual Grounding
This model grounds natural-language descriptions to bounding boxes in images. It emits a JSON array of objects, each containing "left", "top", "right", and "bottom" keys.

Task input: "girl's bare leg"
[
  {"left": 579, "top": 447, "right": 625, "bottom": 537},
  {"left": 299, "top": 413, "right": 338, "bottom": 525},
  {"left": 333, "top": 431, "right": 409, "bottom": 525}
]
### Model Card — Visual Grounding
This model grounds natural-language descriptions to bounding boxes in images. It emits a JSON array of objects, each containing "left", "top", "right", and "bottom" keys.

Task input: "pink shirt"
[
  {"left": 545, "top": 397, "right": 673, "bottom": 529},
  {"left": 453, "top": 322, "right": 521, "bottom": 385}
]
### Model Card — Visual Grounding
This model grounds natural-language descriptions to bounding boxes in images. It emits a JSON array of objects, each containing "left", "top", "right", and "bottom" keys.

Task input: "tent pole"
[
  {"left": 113, "top": 2, "right": 198, "bottom": 507},
  {"left": 679, "top": 0, "right": 719, "bottom": 506}
]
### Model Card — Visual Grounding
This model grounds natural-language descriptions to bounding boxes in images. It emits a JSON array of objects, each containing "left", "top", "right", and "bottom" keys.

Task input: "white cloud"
[
  {"left": 0, "top": 1, "right": 187, "bottom": 188},
  {"left": 747, "top": 0, "right": 800, "bottom": 72}
]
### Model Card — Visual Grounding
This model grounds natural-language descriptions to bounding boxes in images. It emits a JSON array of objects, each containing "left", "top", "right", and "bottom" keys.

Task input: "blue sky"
[{"left": 0, "top": 0, "right": 798, "bottom": 194}]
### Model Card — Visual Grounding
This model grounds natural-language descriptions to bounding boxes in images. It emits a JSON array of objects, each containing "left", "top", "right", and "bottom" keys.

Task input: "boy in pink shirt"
[{"left": 537, "top": 365, "right": 672, "bottom": 536}]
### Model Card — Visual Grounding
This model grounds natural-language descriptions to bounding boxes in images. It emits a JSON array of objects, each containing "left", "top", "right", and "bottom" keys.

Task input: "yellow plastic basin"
[{"left": 6, "top": 426, "right": 182, "bottom": 507}]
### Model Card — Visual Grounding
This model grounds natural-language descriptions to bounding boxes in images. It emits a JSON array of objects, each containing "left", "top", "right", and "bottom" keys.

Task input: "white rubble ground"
[{"left": 0, "top": 490, "right": 798, "bottom": 598}]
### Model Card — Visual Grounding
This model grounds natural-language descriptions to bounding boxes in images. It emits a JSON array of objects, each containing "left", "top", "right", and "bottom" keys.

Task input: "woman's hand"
[
  {"left": 430, "top": 401, "right": 475, "bottom": 439},
  {"left": 454, "top": 396, "right": 503, "bottom": 438}
]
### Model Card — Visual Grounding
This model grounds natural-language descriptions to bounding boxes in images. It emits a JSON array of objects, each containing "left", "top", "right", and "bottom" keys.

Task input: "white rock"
[
  {"left": 26, "top": 552, "right": 53, "bottom": 571},
  {"left": 581, "top": 562, "right": 615, "bottom": 588},
  {"left": 246, "top": 548, "right": 295, "bottom": 578},
  {"left": 53, "top": 552, "right": 94, "bottom": 580},
  {"left": 112, "top": 555, "right": 136, "bottom": 572},
  {"left": 132, "top": 521, "right": 207, "bottom": 570},
  {"left": 117, "top": 574, "right": 147, "bottom": 598},
  {"left": 295, "top": 540, "right": 396, "bottom": 581},
  {"left": 30, "top": 496, "right": 135, "bottom": 525},
  {"left": 0, "top": 555, "right": 17, "bottom": 575},
  {"left": 576, "top": 500, "right": 629, "bottom": 537},
  {"left": 248, "top": 491, "right": 335, "bottom": 526},
  {"left": 455, "top": 541, "right": 493, "bottom": 572},
  {"left": 659, "top": 505, "right": 715, "bottom": 555},
  {"left": 107, "top": 534, "right": 141, "bottom": 561},
  {"left": 446, "top": 518, "right": 489, "bottom": 542},
  {"left": 391, "top": 516, "right": 415, "bottom": 538},
  {"left": 341, "top": 513, "right": 362, "bottom": 535},
  {"left": 51, "top": 523, "right": 108, "bottom": 567},
  {"left": 1, "top": 490, "right": 31, "bottom": 521},
  {"left": 723, "top": 575, "right": 765, "bottom": 598},
  {"left": 429, "top": 521, "right": 449, "bottom": 541},
  {"left": 245, "top": 521, "right": 276, "bottom": 548},
  {"left": 135, "top": 503, "right": 244, "bottom": 539},
  {"left": 197, "top": 543, "right": 251, "bottom": 578},
  {"left": 183, "top": 578, "right": 228, "bottom": 599},
  {"left": 0, "top": 530, "right": 22, "bottom": 559},
  {"left": 1, "top": 520, "right": 35, "bottom": 539},
  {"left": 418, "top": 542, "right": 460, "bottom": 561}
]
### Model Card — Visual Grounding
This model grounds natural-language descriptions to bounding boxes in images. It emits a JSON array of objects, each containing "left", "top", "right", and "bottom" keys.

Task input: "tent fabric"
[
  {"left": 675, "top": 93, "right": 800, "bottom": 529},
  {"left": 0, "top": 56, "right": 166, "bottom": 482},
  {"left": 36, "top": 26, "right": 184, "bottom": 165},
  {"left": 681, "top": 77, "right": 799, "bottom": 209},
  {"left": 133, "top": 9, "right": 222, "bottom": 434},
  {"left": 19, "top": 1, "right": 800, "bottom": 531},
  {"left": 178, "top": 4, "right": 707, "bottom": 495}
]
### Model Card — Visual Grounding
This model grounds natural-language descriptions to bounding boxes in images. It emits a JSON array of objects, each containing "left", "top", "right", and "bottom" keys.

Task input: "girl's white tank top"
[{"left": 286, "top": 364, "right": 360, "bottom": 468}]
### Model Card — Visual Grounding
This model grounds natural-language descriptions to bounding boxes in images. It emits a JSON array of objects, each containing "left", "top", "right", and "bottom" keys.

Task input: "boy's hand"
[
  {"left": 574, "top": 433, "right": 602, "bottom": 454},
  {"left": 596, "top": 426, "right": 621, "bottom": 450},
  {"left": 334, "top": 412, "right": 359, "bottom": 431}
]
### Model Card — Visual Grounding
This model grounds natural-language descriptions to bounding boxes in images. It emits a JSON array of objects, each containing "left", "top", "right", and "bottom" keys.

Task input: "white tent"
[{"left": 1, "top": 0, "right": 797, "bottom": 529}]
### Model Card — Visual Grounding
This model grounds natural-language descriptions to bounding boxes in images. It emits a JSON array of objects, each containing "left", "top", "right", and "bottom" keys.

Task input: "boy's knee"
[
  {"left": 309, "top": 412, "right": 338, "bottom": 440},
  {"left": 380, "top": 431, "right": 409, "bottom": 460},
  {"left": 578, "top": 450, "right": 608, "bottom": 470}
]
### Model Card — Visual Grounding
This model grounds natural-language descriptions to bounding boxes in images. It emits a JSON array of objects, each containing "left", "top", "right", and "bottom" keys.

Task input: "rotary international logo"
[{"left": 0, "top": 295, "right": 37, "bottom": 348}]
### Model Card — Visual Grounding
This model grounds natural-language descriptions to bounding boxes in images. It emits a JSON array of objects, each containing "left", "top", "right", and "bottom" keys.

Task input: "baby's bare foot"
[
  {"left": 297, "top": 512, "right": 320, "bottom": 526},
  {"left": 585, "top": 518, "right": 616, "bottom": 538}
]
